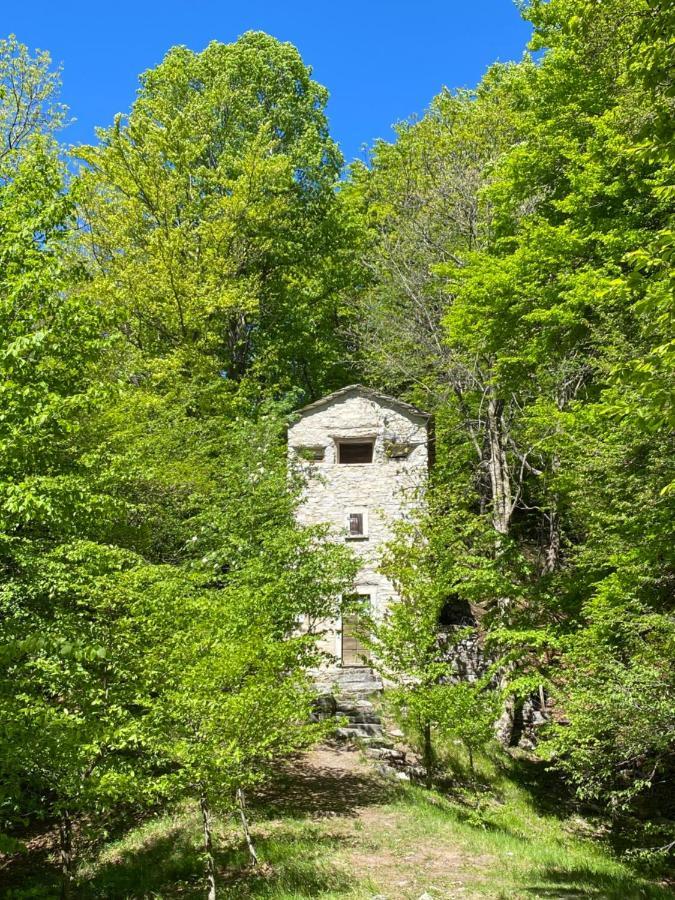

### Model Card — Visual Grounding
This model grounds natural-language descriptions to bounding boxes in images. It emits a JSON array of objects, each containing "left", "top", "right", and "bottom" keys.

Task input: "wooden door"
[{"left": 341, "top": 597, "right": 370, "bottom": 666}]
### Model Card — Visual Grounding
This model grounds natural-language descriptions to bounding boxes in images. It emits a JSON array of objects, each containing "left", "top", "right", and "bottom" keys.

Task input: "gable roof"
[{"left": 293, "top": 384, "right": 431, "bottom": 420}]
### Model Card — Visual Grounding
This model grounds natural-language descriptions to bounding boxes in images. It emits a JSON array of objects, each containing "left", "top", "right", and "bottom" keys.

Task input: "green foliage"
[
  {"left": 362, "top": 521, "right": 500, "bottom": 787},
  {"left": 74, "top": 32, "right": 357, "bottom": 397},
  {"left": 436, "top": 681, "right": 499, "bottom": 773},
  {"left": 0, "top": 36, "right": 122, "bottom": 848},
  {"left": 1, "top": 0, "right": 674, "bottom": 881},
  {"left": 2, "top": 546, "right": 183, "bottom": 822},
  {"left": 540, "top": 593, "right": 675, "bottom": 805},
  {"left": 347, "top": 0, "right": 674, "bottom": 853},
  {"left": 123, "top": 385, "right": 358, "bottom": 812},
  {"left": 0, "top": 36, "right": 357, "bottom": 895}
]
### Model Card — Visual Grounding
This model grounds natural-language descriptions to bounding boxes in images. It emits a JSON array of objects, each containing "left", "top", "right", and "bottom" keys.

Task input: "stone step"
[
  {"left": 330, "top": 667, "right": 380, "bottom": 683},
  {"left": 343, "top": 712, "right": 381, "bottom": 725},
  {"left": 334, "top": 699, "right": 375, "bottom": 714},
  {"left": 335, "top": 723, "right": 384, "bottom": 739},
  {"left": 313, "top": 667, "right": 383, "bottom": 702},
  {"left": 336, "top": 697, "right": 374, "bottom": 708},
  {"left": 365, "top": 746, "right": 406, "bottom": 762},
  {"left": 313, "top": 667, "right": 385, "bottom": 743},
  {"left": 356, "top": 734, "right": 392, "bottom": 747},
  {"left": 333, "top": 682, "right": 382, "bottom": 694},
  {"left": 333, "top": 681, "right": 383, "bottom": 695},
  {"left": 335, "top": 695, "right": 382, "bottom": 727},
  {"left": 314, "top": 685, "right": 381, "bottom": 699}
]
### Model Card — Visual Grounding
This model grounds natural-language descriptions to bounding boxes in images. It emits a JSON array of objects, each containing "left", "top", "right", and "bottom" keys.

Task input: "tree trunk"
[
  {"left": 542, "top": 507, "right": 561, "bottom": 574},
  {"left": 495, "top": 689, "right": 516, "bottom": 747},
  {"left": 236, "top": 787, "right": 258, "bottom": 867},
  {"left": 542, "top": 452, "right": 562, "bottom": 574},
  {"left": 422, "top": 722, "right": 434, "bottom": 790},
  {"left": 58, "top": 810, "right": 73, "bottom": 900},
  {"left": 199, "top": 792, "right": 217, "bottom": 900},
  {"left": 486, "top": 393, "right": 512, "bottom": 537}
]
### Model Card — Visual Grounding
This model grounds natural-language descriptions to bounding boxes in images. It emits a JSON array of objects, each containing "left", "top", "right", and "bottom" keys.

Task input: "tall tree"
[
  {"left": 75, "top": 32, "right": 356, "bottom": 398},
  {"left": 0, "top": 35, "right": 127, "bottom": 894},
  {"left": 0, "top": 36, "right": 358, "bottom": 897},
  {"left": 102, "top": 388, "right": 357, "bottom": 899},
  {"left": 347, "top": 0, "right": 674, "bottom": 847},
  {"left": 344, "top": 65, "right": 531, "bottom": 538}
]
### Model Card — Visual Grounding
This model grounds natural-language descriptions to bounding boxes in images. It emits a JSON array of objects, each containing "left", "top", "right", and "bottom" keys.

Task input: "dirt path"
[
  {"left": 257, "top": 743, "right": 489, "bottom": 899},
  {"left": 261, "top": 743, "right": 393, "bottom": 818}
]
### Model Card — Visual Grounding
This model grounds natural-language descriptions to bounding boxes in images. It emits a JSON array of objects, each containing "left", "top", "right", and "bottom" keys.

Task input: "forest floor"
[{"left": 3, "top": 743, "right": 673, "bottom": 899}]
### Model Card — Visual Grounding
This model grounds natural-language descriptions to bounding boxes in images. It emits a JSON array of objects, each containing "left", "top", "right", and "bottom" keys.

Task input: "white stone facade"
[{"left": 288, "top": 385, "right": 429, "bottom": 667}]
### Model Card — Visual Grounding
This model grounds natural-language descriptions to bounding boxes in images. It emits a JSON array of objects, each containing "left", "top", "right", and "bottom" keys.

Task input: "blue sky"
[{"left": 6, "top": 1, "right": 531, "bottom": 163}]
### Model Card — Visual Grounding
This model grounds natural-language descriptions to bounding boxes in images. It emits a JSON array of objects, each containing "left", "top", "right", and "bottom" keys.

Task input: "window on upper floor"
[{"left": 337, "top": 441, "right": 374, "bottom": 464}]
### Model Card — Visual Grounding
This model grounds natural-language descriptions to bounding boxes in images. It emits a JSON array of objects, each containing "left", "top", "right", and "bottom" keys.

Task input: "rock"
[
  {"left": 335, "top": 723, "right": 383, "bottom": 739},
  {"left": 336, "top": 708, "right": 380, "bottom": 724},
  {"left": 376, "top": 763, "right": 405, "bottom": 779},
  {"left": 335, "top": 698, "right": 374, "bottom": 710},
  {"left": 311, "top": 694, "right": 337, "bottom": 721},
  {"left": 358, "top": 735, "right": 391, "bottom": 748},
  {"left": 365, "top": 747, "right": 405, "bottom": 761}
]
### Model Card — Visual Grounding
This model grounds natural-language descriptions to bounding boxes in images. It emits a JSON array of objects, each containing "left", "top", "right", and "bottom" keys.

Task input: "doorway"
[{"left": 341, "top": 593, "right": 371, "bottom": 666}]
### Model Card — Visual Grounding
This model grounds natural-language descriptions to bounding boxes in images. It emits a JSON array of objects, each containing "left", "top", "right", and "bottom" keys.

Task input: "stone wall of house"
[{"left": 288, "top": 387, "right": 428, "bottom": 664}]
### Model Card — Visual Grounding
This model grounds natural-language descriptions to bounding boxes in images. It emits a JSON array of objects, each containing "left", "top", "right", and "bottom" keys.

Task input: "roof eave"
[{"left": 293, "top": 384, "right": 431, "bottom": 420}]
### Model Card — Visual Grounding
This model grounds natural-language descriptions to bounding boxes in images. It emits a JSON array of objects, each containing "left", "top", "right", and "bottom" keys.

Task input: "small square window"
[
  {"left": 338, "top": 441, "right": 373, "bottom": 464},
  {"left": 345, "top": 510, "right": 368, "bottom": 540},
  {"left": 349, "top": 512, "right": 364, "bottom": 536}
]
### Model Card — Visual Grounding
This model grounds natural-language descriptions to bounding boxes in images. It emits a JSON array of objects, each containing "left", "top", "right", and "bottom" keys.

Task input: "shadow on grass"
[
  {"left": 76, "top": 827, "right": 357, "bottom": 899},
  {"left": 3, "top": 814, "right": 361, "bottom": 899},
  {"left": 253, "top": 746, "right": 398, "bottom": 821},
  {"left": 1, "top": 748, "right": 392, "bottom": 899},
  {"left": 393, "top": 781, "right": 538, "bottom": 846},
  {"left": 522, "top": 863, "right": 674, "bottom": 899},
  {"left": 0, "top": 824, "right": 202, "bottom": 900},
  {"left": 500, "top": 750, "right": 577, "bottom": 820},
  {"left": 82, "top": 823, "right": 203, "bottom": 898},
  {"left": 219, "top": 828, "right": 361, "bottom": 899}
]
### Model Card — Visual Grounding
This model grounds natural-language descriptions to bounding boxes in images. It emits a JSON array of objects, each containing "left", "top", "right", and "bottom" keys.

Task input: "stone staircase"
[
  {"left": 334, "top": 695, "right": 384, "bottom": 741},
  {"left": 312, "top": 667, "right": 427, "bottom": 781},
  {"left": 313, "top": 666, "right": 385, "bottom": 741},
  {"left": 327, "top": 665, "right": 383, "bottom": 696}
]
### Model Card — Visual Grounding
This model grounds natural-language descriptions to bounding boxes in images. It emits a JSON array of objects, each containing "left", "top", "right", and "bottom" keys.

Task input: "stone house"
[{"left": 288, "top": 384, "right": 430, "bottom": 670}]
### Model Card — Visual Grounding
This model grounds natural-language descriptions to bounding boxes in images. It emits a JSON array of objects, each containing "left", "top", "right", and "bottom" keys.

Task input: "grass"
[{"left": 2, "top": 744, "right": 672, "bottom": 899}]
